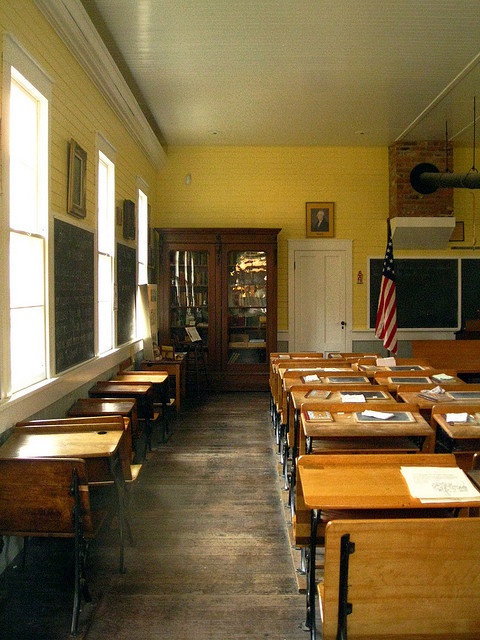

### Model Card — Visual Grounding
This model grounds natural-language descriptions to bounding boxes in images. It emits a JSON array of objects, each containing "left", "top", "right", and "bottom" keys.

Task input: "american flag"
[{"left": 375, "top": 220, "right": 398, "bottom": 354}]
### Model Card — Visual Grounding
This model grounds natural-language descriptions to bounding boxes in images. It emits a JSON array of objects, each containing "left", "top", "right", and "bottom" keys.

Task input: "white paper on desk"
[
  {"left": 429, "top": 385, "right": 445, "bottom": 394},
  {"left": 361, "top": 410, "right": 394, "bottom": 420},
  {"left": 342, "top": 394, "right": 366, "bottom": 403},
  {"left": 376, "top": 356, "right": 396, "bottom": 367},
  {"left": 432, "top": 372, "right": 455, "bottom": 381},
  {"left": 446, "top": 412, "right": 469, "bottom": 423},
  {"left": 401, "top": 466, "right": 480, "bottom": 502},
  {"left": 303, "top": 374, "right": 320, "bottom": 382}
]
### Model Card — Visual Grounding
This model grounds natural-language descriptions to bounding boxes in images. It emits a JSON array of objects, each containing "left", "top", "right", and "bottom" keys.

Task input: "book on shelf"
[{"left": 185, "top": 326, "right": 202, "bottom": 342}]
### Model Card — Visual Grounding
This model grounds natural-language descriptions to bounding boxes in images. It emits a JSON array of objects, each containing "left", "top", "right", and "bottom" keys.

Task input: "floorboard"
[{"left": 0, "top": 392, "right": 309, "bottom": 639}]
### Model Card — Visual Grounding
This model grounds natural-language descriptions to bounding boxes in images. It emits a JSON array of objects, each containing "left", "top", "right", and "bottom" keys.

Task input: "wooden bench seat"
[
  {"left": 0, "top": 457, "right": 106, "bottom": 636},
  {"left": 319, "top": 517, "right": 480, "bottom": 640},
  {"left": 412, "top": 339, "right": 480, "bottom": 378}
]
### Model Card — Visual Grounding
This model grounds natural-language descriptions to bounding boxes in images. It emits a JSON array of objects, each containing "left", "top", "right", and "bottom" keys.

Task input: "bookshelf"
[{"left": 156, "top": 228, "right": 280, "bottom": 390}]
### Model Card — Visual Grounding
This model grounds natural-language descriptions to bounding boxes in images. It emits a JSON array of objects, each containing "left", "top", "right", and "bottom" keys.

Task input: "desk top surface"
[
  {"left": 301, "top": 406, "right": 432, "bottom": 438},
  {"left": 68, "top": 398, "right": 137, "bottom": 418},
  {"left": 398, "top": 389, "right": 480, "bottom": 408},
  {"left": 0, "top": 429, "right": 123, "bottom": 460},
  {"left": 432, "top": 411, "right": 480, "bottom": 439},
  {"left": 89, "top": 381, "right": 153, "bottom": 394},
  {"left": 283, "top": 375, "right": 370, "bottom": 390},
  {"left": 298, "top": 458, "right": 480, "bottom": 510},
  {"left": 278, "top": 365, "right": 353, "bottom": 378},
  {"left": 291, "top": 387, "right": 394, "bottom": 408},
  {"left": 112, "top": 373, "right": 168, "bottom": 384},
  {"left": 142, "top": 357, "right": 185, "bottom": 368}
]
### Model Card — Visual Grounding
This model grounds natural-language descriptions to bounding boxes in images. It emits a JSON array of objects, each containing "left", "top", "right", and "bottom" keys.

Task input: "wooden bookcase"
[{"left": 156, "top": 228, "right": 280, "bottom": 391}]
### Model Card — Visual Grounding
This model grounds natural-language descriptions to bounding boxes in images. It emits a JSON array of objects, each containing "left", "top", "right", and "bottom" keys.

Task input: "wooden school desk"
[
  {"left": 273, "top": 360, "right": 354, "bottom": 424},
  {"left": 286, "top": 385, "right": 394, "bottom": 499},
  {"left": 67, "top": 397, "right": 140, "bottom": 447},
  {"left": 373, "top": 370, "right": 464, "bottom": 396},
  {"left": 142, "top": 356, "right": 187, "bottom": 411},
  {"left": 352, "top": 357, "right": 433, "bottom": 376},
  {"left": 111, "top": 372, "right": 169, "bottom": 406},
  {"left": 89, "top": 381, "right": 155, "bottom": 450},
  {"left": 277, "top": 369, "right": 368, "bottom": 438},
  {"left": 397, "top": 384, "right": 480, "bottom": 423},
  {"left": 431, "top": 402, "right": 480, "bottom": 470},
  {"left": 300, "top": 402, "right": 434, "bottom": 455},
  {"left": 297, "top": 452, "right": 480, "bottom": 639},
  {"left": 0, "top": 423, "right": 128, "bottom": 572}
]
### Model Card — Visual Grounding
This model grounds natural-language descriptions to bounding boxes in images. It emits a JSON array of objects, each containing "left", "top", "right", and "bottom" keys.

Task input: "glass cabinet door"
[
  {"left": 169, "top": 250, "right": 209, "bottom": 345},
  {"left": 227, "top": 250, "right": 267, "bottom": 364}
]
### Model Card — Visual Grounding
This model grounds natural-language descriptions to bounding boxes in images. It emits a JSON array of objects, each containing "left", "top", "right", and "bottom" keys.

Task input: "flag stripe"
[{"left": 375, "top": 221, "right": 398, "bottom": 354}]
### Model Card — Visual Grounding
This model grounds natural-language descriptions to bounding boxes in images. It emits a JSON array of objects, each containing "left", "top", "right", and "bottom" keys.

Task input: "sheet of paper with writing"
[{"left": 401, "top": 466, "right": 480, "bottom": 502}]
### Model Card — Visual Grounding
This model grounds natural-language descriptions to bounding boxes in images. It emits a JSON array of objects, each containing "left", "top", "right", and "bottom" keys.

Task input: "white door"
[{"left": 288, "top": 240, "right": 352, "bottom": 353}]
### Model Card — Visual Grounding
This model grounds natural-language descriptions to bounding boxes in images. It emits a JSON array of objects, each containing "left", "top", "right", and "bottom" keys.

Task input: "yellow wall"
[
  {"left": 155, "top": 145, "right": 391, "bottom": 331},
  {"left": 155, "top": 146, "right": 477, "bottom": 333}
]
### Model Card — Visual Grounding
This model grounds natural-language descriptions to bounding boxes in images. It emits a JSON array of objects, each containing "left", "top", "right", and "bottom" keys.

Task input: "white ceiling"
[{"left": 84, "top": 0, "right": 480, "bottom": 148}]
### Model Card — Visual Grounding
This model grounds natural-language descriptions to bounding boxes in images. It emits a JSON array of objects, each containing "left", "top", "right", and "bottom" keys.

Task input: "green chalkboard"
[
  {"left": 369, "top": 258, "right": 459, "bottom": 330},
  {"left": 54, "top": 218, "right": 95, "bottom": 372},
  {"left": 116, "top": 242, "right": 136, "bottom": 345}
]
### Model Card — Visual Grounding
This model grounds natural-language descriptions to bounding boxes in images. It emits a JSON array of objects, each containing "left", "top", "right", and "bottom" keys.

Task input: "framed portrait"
[
  {"left": 123, "top": 199, "right": 136, "bottom": 240},
  {"left": 306, "top": 202, "right": 334, "bottom": 237},
  {"left": 67, "top": 139, "right": 87, "bottom": 218}
]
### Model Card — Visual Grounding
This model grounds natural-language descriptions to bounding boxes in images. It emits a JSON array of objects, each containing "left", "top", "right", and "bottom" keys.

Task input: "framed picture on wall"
[
  {"left": 306, "top": 202, "right": 334, "bottom": 237},
  {"left": 123, "top": 199, "right": 136, "bottom": 240},
  {"left": 67, "top": 139, "right": 87, "bottom": 218}
]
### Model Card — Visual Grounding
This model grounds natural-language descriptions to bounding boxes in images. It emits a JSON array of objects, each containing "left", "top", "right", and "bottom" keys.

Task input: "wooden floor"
[{"left": 0, "top": 392, "right": 308, "bottom": 639}]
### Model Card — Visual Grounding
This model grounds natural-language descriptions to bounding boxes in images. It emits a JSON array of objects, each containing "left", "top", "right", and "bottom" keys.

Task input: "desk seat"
[{"left": 0, "top": 457, "right": 107, "bottom": 636}]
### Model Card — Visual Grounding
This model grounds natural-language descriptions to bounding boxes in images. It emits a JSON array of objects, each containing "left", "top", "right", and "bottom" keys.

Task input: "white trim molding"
[{"left": 33, "top": 0, "right": 166, "bottom": 168}]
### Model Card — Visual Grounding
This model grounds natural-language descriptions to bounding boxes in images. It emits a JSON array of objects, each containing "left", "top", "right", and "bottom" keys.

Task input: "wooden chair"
[
  {"left": 0, "top": 457, "right": 107, "bottom": 636},
  {"left": 318, "top": 517, "right": 480, "bottom": 640}
]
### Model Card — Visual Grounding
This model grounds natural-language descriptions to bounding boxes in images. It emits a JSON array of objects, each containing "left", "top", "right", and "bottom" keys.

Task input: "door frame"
[{"left": 287, "top": 239, "right": 353, "bottom": 353}]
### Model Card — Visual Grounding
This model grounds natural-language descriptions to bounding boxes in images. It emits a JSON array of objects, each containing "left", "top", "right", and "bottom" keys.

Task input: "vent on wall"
[{"left": 390, "top": 216, "right": 456, "bottom": 249}]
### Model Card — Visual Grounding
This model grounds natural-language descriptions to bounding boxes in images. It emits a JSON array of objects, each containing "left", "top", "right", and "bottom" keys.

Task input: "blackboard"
[
  {"left": 369, "top": 258, "right": 459, "bottom": 330},
  {"left": 461, "top": 259, "right": 480, "bottom": 327},
  {"left": 116, "top": 242, "right": 136, "bottom": 345},
  {"left": 54, "top": 218, "right": 95, "bottom": 372}
]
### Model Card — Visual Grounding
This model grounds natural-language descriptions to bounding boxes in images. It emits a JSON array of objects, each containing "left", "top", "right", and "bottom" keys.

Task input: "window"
[
  {"left": 137, "top": 184, "right": 148, "bottom": 286},
  {"left": 3, "top": 38, "right": 50, "bottom": 395},
  {"left": 97, "top": 146, "right": 115, "bottom": 354}
]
